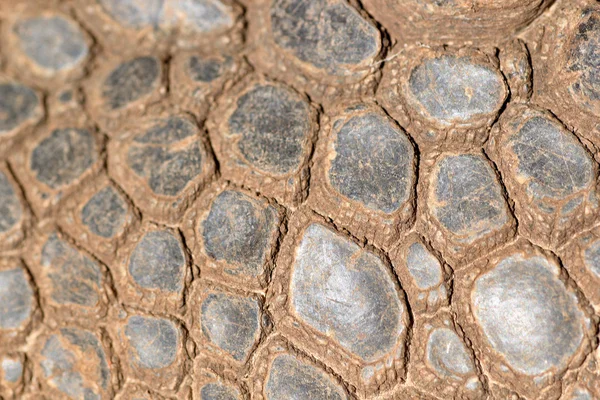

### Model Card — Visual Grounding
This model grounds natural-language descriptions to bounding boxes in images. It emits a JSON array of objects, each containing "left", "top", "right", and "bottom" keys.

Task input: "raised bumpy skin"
[{"left": 1, "top": 0, "right": 600, "bottom": 399}]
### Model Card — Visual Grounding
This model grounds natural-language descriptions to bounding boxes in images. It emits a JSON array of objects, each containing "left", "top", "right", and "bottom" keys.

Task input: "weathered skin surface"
[
  {"left": 3, "top": 1, "right": 600, "bottom": 399},
  {"left": 202, "top": 190, "right": 279, "bottom": 276},
  {"left": 200, "top": 382, "right": 240, "bottom": 400},
  {"left": 128, "top": 230, "right": 186, "bottom": 292},
  {"left": 228, "top": 84, "right": 311, "bottom": 175},
  {"left": 408, "top": 56, "right": 506, "bottom": 125},
  {"left": 0, "top": 82, "right": 40, "bottom": 134},
  {"left": 328, "top": 113, "right": 414, "bottom": 213},
  {"left": 200, "top": 292, "right": 261, "bottom": 361},
  {"left": 39, "top": 328, "right": 110, "bottom": 399},
  {"left": 265, "top": 354, "right": 347, "bottom": 400},
  {"left": 431, "top": 154, "right": 508, "bottom": 243},
  {"left": 291, "top": 223, "right": 405, "bottom": 362},
  {"left": 269, "top": 0, "right": 380, "bottom": 76},
  {"left": 125, "top": 315, "right": 179, "bottom": 369},
  {"left": 127, "top": 116, "right": 203, "bottom": 196},
  {"left": 30, "top": 128, "right": 97, "bottom": 190},
  {"left": 102, "top": 56, "right": 161, "bottom": 110},
  {"left": 472, "top": 254, "right": 585, "bottom": 375},
  {"left": 0, "top": 267, "right": 33, "bottom": 330},
  {"left": 13, "top": 15, "right": 88, "bottom": 72},
  {"left": 81, "top": 186, "right": 128, "bottom": 238},
  {"left": 0, "top": 171, "right": 22, "bottom": 233},
  {"left": 41, "top": 234, "right": 103, "bottom": 307},
  {"left": 426, "top": 328, "right": 474, "bottom": 378}
]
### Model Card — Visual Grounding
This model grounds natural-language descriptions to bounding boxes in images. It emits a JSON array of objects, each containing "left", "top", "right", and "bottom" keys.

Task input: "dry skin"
[{"left": 0, "top": 0, "right": 600, "bottom": 399}]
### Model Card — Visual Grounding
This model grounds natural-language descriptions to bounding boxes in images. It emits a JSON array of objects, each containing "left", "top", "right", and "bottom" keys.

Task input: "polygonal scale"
[
  {"left": 0, "top": 80, "right": 43, "bottom": 153},
  {"left": 81, "top": 0, "right": 242, "bottom": 52},
  {"left": 57, "top": 175, "right": 139, "bottom": 264},
  {"left": 522, "top": 2, "right": 600, "bottom": 140},
  {"left": 0, "top": 260, "right": 36, "bottom": 345},
  {"left": 566, "top": 10, "right": 600, "bottom": 118},
  {"left": 170, "top": 51, "right": 247, "bottom": 117},
  {"left": 189, "top": 283, "right": 263, "bottom": 368},
  {"left": 34, "top": 327, "right": 112, "bottom": 399},
  {"left": 100, "top": 0, "right": 237, "bottom": 33},
  {"left": 249, "top": 335, "right": 350, "bottom": 400},
  {"left": 10, "top": 122, "right": 102, "bottom": 216},
  {"left": 193, "top": 368, "right": 243, "bottom": 400},
  {"left": 113, "top": 223, "right": 189, "bottom": 314},
  {"left": 4, "top": 12, "right": 90, "bottom": 82},
  {"left": 379, "top": 47, "right": 507, "bottom": 147},
  {"left": 559, "top": 226, "right": 600, "bottom": 312},
  {"left": 389, "top": 233, "right": 450, "bottom": 313},
  {"left": 307, "top": 104, "right": 416, "bottom": 248},
  {"left": 268, "top": 210, "right": 410, "bottom": 394},
  {"left": 488, "top": 105, "right": 597, "bottom": 247},
  {"left": 108, "top": 114, "right": 215, "bottom": 223},
  {"left": 266, "top": 355, "right": 347, "bottom": 400},
  {"left": 183, "top": 183, "right": 282, "bottom": 291},
  {"left": 362, "top": 0, "right": 552, "bottom": 45},
  {"left": 109, "top": 312, "right": 184, "bottom": 391},
  {"left": 26, "top": 228, "right": 109, "bottom": 324},
  {"left": 421, "top": 152, "right": 514, "bottom": 265},
  {"left": 209, "top": 79, "right": 317, "bottom": 205},
  {"left": 85, "top": 55, "right": 165, "bottom": 132},
  {"left": 247, "top": 0, "right": 381, "bottom": 103},
  {"left": 0, "top": 353, "right": 25, "bottom": 398},
  {"left": 407, "top": 312, "right": 483, "bottom": 399},
  {"left": 269, "top": 0, "right": 379, "bottom": 78},
  {"left": 0, "top": 166, "right": 28, "bottom": 250},
  {"left": 454, "top": 241, "right": 593, "bottom": 397}
]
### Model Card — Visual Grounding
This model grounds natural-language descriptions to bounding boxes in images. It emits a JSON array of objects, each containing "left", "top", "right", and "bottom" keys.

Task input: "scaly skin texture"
[{"left": 0, "top": 0, "right": 600, "bottom": 399}]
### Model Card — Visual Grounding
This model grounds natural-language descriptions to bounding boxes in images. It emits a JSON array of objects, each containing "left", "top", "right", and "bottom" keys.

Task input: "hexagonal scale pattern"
[{"left": 1, "top": 1, "right": 600, "bottom": 399}]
